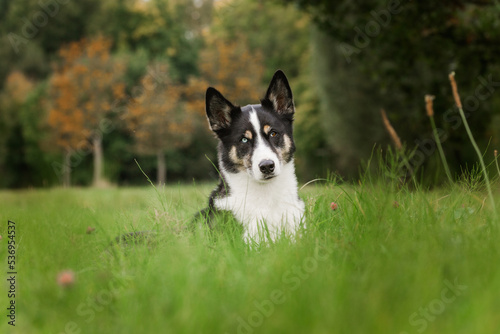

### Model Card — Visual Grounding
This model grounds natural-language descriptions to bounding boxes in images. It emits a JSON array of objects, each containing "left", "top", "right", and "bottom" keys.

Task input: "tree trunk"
[
  {"left": 92, "top": 134, "right": 104, "bottom": 187},
  {"left": 157, "top": 149, "right": 166, "bottom": 186},
  {"left": 63, "top": 150, "right": 71, "bottom": 188}
]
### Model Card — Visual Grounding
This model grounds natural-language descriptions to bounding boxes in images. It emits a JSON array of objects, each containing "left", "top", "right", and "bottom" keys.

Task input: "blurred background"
[{"left": 0, "top": 0, "right": 499, "bottom": 188}]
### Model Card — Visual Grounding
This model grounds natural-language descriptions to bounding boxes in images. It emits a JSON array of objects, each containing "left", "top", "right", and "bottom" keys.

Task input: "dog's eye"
[
  {"left": 269, "top": 131, "right": 278, "bottom": 138},
  {"left": 241, "top": 137, "right": 249, "bottom": 143}
]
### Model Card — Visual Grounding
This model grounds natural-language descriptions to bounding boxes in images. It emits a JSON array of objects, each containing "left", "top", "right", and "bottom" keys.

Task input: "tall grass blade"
[
  {"left": 135, "top": 158, "right": 167, "bottom": 212},
  {"left": 495, "top": 150, "right": 500, "bottom": 179},
  {"left": 449, "top": 72, "right": 497, "bottom": 219},
  {"left": 425, "top": 95, "right": 453, "bottom": 184}
]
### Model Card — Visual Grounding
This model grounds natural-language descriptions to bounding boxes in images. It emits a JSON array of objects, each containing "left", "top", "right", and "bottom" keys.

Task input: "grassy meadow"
[{"left": 0, "top": 177, "right": 499, "bottom": 334}]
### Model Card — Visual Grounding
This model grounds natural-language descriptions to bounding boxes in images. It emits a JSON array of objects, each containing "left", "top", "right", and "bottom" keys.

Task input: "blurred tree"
[
  {"left": 196, "top": 37, "right": 265, "bottom": 104},
  {"left": 20, "top": 81, "right": 60, "bottom": 187},
  {"left": 127, "top": 63, "right": 193, "bottom": 185},
  {"left": 0, "top": 72, "right": 61, "bottom": 188},
  {"left": 292, "top": 69, "right": 333, "bottom": 181},
  {"left": 0, "top": 0, "right": 216, "bottom": 188},
  {"left": 283, "top": 0, "right": 500, "bottom": 179},
  {"left": 47, "top": 36, "right": 126, "bottom": 187},
  {"left": 89, "top": 0, "right": 209, "bottom": 82},
  {"left": 0, "top": 71, "right": 34, "bottom": 187},
  {"left": 211, "top": 0, "right": 310, "bottom": 82},
  {"left": 209, "top": 0, "right": 333, "bottom": 180},
  {"left": 165, "top": 36, "right": 268, "bottom": 184},
  {"left": 0, "top": 0, "right": 101, "bottom": 87}
]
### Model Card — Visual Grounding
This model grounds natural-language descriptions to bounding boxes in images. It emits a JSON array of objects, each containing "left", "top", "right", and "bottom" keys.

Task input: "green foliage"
[
  {"left": 210, "top": 0, "right": 331, "bottom": 180},
  {"left": 0, "top": 75, "right": 59, "bottom": 188},
  {"left": 0, "top": 0, "right": 102, "bottom": 84},
  {"left": 286, "top": 0, "right": 500, "bottom": 178},
  {"left": 310, "top": 27, "right": 388, "bottom": 178},
  {"left": 0, "top": 0, "right": 212, "bottom": 187},
  {"left": 2, "top": 0, "right": 500, "bottom": 187},
  {"left": 90, "top": 0, "right": 204, "bottom": 82},
  {"left": 293, "top": 71, "right": 334, "bottom": 181},
  {"left": 17, "top": 82, "right": 60, "bottom": 187},
  {"left": 212, "top": 0, "right": 310, "bottom": 81}
]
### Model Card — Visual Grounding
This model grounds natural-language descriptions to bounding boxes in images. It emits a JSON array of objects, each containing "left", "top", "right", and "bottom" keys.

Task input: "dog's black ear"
[
  {"left": 206, "top": 87, "right": 235, "bottom": 131},
  {"left": 262, "top": 70, "right": 294, "bottom": 117}
]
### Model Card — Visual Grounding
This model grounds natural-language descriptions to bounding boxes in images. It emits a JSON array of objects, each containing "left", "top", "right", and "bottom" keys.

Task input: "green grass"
[{"left": 0, "top": 180, "right": 499, "bottom": 334}]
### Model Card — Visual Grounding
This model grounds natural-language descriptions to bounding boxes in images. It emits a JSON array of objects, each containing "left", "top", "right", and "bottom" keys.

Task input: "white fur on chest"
[{"left": 214, "top": 162, "right": 305, "bottom": 242}]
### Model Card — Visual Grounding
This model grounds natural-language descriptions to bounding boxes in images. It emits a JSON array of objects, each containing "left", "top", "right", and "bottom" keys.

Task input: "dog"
[{"left": 199, "top": 70, "right": 305, "bottom": 243}]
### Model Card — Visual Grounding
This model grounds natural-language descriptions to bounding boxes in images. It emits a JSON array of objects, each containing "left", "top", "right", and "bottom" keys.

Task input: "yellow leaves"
[
  {"left": 47, "top": 36, "right": 126, "bottom": 152},
  {"left": 73, "top": 64, "right": 88, "bottom": 76},
  {"left": 44, "top": 31, "right": 265, "bottom": 159},
  {"left": 181, "top": 37, "right": 266, "bottom": 143},
  {"left": 126, "top": 63, "right": 195, "bottom": 155},
  {"left": 166, "top": 47, "right": 177, "bottom": 57},
  {"left": 4, "top": 71, "right": 34, "bottom": 104},
  {"left": 126, "top": 37, "right": 265, "bottom": 156},
  {"left": 59, "top": 36, "right": 112, "bottom": 69},
  {"left": 197, "top": 38, "right": 264, "bottom": 104},
  {"left": 58, "top": 41, "right": 85, "bottom": 70},
  {"left": 112, "top": 83, "right": 126, "bottom": 100}
]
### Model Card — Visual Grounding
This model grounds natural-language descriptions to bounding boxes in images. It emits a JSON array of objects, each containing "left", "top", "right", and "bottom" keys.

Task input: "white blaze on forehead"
[
  {"left": 249, "top": 107, "right": 281, "bottom": 179},
  {"left": 249, "top": 107, "right": 262, "bottom": 138}
]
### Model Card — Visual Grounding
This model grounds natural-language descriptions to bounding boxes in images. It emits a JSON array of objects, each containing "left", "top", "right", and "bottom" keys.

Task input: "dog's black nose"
[{"left": 259, "top": 160, "right": 275, "bottom": 174}]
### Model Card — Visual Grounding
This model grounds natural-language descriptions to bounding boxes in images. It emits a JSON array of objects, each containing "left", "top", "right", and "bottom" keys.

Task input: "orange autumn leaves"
[
  {"left": 0, "top": 71, "right": 35, "bottom": 133},
  {"left": 3, "top": 71, "right": 35, "bottom": 104},
  {"left": 129, "top": 39, "right": 264, "bottom": 156},
  {"left": 47, "top": 36, "right": 264, "bottom": 162},
  {"left": 47, "top": 36, "right": 126, "bottom": 151},
  {"left": 127, "top": 63, "right": 193, "bottom": 155},
  {"left": 198, "top": 39, "right": 264, "bottom": 103}
]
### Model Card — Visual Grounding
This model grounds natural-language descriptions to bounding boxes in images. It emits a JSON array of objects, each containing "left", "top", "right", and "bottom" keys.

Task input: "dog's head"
[{"left": 205, "top": 70, "right": 296, "bottom": 182}]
